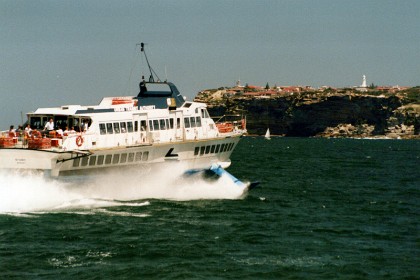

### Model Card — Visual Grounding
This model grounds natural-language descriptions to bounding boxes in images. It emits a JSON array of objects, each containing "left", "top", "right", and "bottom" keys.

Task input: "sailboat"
[{"left": 264, "top": 128, "right": 271, "bottom": 140}]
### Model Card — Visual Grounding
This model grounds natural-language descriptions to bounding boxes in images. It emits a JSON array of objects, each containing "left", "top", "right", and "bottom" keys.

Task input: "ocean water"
[{"left": 0, "top": 138, "right": 418, "bottom": 279}]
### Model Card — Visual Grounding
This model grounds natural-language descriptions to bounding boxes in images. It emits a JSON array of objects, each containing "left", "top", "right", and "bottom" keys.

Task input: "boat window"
[
  {"left": 113, "top": 154, "right": 120, "bottom": 164},
  {"left": 81, "top": 157, "right": 88, "bottom": 167},
  {"left": 183, "top": 102, "right": 192, "bottom": 108},
  {"left": 99, "top": 124, "right": 106, "bottom": 135},
  {"left": 113, "top": 122, "right": 120, "bottom": 134},
  {"left": 159, "top": 119, "right": 166, "bottom": 130},
  {"left": 127, "top": 122, "right": 133, "bottom": 132},
  {"left": 120, "top": 153, "right": 127, "bottom": 163},
  {"left": 106, "top": 123, "right": 113, "bottom": 134},
  {"left": 190, "top": 117, "right": 196, "bottom": 128},
  {"left": 128, "top": 153, "right": 134, "bottom": 162},
  {"left": 196, "top": 116, "right": 201, "bottom": 127},
  {"left": 210, "top": 145, "right": 216, "bottom": 153},
  {"left": 170, "top": 118, "right": 174, "bottom": 129},
  {"left": 194, "top": 147, "right": 199, "bottom": 156},
  {"left": 135, "top": 152, "right": 142, "bottom": 161},
  {"left": 176, "top": 118, "right": 180, "bottom": 129},
  {"left": 195, "top": 108, "right": 199, "bottom": 114},
  {"left": 143, "top": 151, "right": 149, "bottom": 161},
  {"left": 204, "top": 109, "right": 210, "bottom": 118},
  {"left": 120, "top": 122, "right": 127, "bottom": 133},
  {"left": 105, "top": 155, "right": 112, "bottom": 164},
  {"left": 73, "top": 118, "right": 81, "bottom": 132},
  {"left": 97, "top": 155, "right": 104, "bottom": 165},
  {"left": 73, "top": 157, "right": 80, "bottom": 167},
  {"left": 89, "top": 156, "right": 96, "bottom": 166},
  {"left": 165, "top": 119, "right": 170, "bottom": 130},
  {"left": 230, "top": 143, "right": 235, "bottom": 151},
  {"left": 200, "top": 146, "right": 205, "bottom": 155},
  {"left": 30, "top": 117, "right": 42, "bottom": 129},
  {"left": 149, "top": 120, "right": 154, "bottom": 131},
  {"left": 184, "top": 117, "right": 190, "bottom": 128},
  {"left": 215, "top": 144, "right": 220, "bottom": 153},
  {"left": 42, "top": 117, "right": 48, "bottom": 128},
  {"left": 153, "top": 120, "right": 159, "bottom": 131},
  {"left": 205, "top": 146, "right": 210, "bottom": 154},
  {"left": 134, "top": 121, "right": 139, "bottom": 132},
  {"left": 141, "top": 120, "right": 147, "bottom": 131}
]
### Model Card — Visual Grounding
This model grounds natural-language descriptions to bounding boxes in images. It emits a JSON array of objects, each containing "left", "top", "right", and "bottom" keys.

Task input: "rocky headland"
[{"left": 194, "top": 85, "right": 420, "bottom": 139}]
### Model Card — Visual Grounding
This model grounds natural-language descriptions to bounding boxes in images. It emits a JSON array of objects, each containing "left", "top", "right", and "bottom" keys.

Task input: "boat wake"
[{"left": 0, "top": 165, "right": 247, "bottom": 214}]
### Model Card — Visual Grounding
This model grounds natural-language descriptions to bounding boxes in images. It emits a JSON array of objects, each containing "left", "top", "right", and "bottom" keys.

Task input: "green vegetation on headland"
[{"left": 194, "top": 84, "right": 420, "bottom": 139}]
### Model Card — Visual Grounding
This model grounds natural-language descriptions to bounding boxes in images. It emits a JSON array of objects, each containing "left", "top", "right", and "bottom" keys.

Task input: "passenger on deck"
[
  {"left": 16, "top": 125, "right": 23, "bottom": 137},
  {"left": 69, "top": 127, "right": 76, "bottom": 134},
  {"left": 9, "top": 125, "right": 16, "bottom": 137},
  {"left": 44, "top": 118, "right": 54, "bottom": 132},
  {"left": 24, "top": 124, "right": 32, "bottom": 137},
  {"left": 56, "top": 127, "right": 64, "bottom": 138}
]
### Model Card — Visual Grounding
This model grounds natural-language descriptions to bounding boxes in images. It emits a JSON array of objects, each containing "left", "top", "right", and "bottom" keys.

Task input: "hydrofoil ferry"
[{"left": 0, "top": 43, "right": 249, "bottom": 191}]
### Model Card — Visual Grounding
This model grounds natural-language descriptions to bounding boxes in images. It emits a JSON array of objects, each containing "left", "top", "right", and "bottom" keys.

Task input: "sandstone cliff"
[{"left": 195, "top": 88, "right": 420, "bottom": 139}]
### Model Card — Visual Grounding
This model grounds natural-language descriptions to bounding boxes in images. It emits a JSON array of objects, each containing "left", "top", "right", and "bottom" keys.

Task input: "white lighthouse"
[
  {"left": 357, "top": 75, "right": 368, "bottom": 92},
  {"left": 361, "top": 75, "right": 367, "bottom": 88}
]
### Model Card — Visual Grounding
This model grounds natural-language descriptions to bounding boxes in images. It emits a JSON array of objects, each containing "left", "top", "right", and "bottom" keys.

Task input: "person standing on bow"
[{"left": 43, "top": 118, "right": 54, "bottom": 136}]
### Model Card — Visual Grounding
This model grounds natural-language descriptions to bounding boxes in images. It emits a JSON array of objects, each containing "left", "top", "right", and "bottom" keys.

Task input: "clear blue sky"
[{"left": 1, "top": 0, "right": 419, "bottom": 128}]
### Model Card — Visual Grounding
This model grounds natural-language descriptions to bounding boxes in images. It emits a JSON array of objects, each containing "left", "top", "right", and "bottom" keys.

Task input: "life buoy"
[
  {"left": 31, "top": 130, "right": 42, "bottom": 139},
  {"left": 76, "top": 135, "right": 84, "bottom": 147}
]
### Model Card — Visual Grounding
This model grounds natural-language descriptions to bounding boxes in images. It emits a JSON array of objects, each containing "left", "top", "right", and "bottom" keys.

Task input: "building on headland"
[
  {"left": 194, "top": 76, "right": 414, "bottom": 103},
  {"left": 356, "top": 75, "right": 368, "bottom": 92}
]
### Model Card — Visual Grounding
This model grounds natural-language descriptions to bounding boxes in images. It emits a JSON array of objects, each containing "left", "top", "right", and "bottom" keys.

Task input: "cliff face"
[{"left": 204, "top": 94, "right": 419, "bottom": 138}]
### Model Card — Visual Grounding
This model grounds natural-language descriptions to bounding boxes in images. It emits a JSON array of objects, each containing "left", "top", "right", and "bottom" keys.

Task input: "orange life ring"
[
  {"left": 31, "top": 130, "right": 42, "bottom": 139},
  {"left": 76, "top": 135, "right": 84, "bottom": 147}
]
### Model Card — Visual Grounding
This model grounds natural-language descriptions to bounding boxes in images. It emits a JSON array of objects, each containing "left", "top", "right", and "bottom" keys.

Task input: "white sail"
[{"left": 265, "top": 128, "right": 271, "bottom": 140}]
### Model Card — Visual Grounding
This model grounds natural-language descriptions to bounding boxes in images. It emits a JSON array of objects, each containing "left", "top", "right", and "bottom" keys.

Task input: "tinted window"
[
  {"left": 97, "top": 155, "right": 104, "bottom": 165},
  {"left": 106, "top": 123, "right": 113, "bottom": 134},
  {"left": 135, "top": 152, "right": 142, "bottom": 161},
  {"left": 89, "top": 156, "right": 96, "bottom": 166},
  {"left": 184, "top": 118, "right": 190, "bottom": 128},
  {"left": 196, "top": 116, "right": 201, "bottom": 127},
  {"left": 113, "top": 154, "right": 120, "bottom": 164},
  {"left": 153, "top": 120, "right": 159, "bottom": 131},
  {"left": 99, "top": 124, "right": 106, "bottom": 135},
  {"left": 149, "top": 120, "right": 154, "bottom": 131},
  {"left": 105, "top": 155, "right": 112, "bottom": 164},
  {"left": 210, "top": 145, "right": 216, "bottom": 153},
  {"left": 128, "top": 153, "right": 134, "bottom": 162},
  {"left": 120, "top": 122, "right": 127, "bottom": 133},
  {"left": 120, "top": 153, "right": 127, "bottom": 163},
  {"left": 159, "top": 119, "right": 166, "bottom": 130},
  {"left": 127, "top": 122, "right": 133, "bottom": 132},
  {"left": 73, "top": 157, "right": 80, "bottom": 167},
  {"left": 113, "top": 122, "right": 120, "bottom": 133}
]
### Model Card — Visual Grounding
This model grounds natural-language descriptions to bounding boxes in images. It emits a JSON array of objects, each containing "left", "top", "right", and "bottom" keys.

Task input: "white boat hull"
[{"left": 0, "top": 136, "right": 241, "bottom": 177}]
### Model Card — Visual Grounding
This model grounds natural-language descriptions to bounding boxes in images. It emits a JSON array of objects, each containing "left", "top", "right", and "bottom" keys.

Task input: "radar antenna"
[{"left": 137, "top": 42, "right": 161, "bottom": 82}]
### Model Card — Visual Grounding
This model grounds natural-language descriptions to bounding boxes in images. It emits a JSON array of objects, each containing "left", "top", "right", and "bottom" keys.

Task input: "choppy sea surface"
[{"left": 0, "top": 137, "right": 419, "bottom": 279}]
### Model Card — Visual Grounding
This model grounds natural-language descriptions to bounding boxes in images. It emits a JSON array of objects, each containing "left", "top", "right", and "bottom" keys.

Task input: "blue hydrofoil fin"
[{"left": 183, "top": 164, "right": 259, "bottom": 195}]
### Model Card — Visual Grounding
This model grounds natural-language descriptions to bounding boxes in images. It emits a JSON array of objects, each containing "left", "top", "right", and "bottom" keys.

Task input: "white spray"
[{"left": 0, "top": 164, "right": 246, "bottom": 213}]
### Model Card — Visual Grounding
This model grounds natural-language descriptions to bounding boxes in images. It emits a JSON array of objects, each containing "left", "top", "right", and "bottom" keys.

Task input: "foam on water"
[{"left": 0, "top": 164, "right": 246, "bottom": 213}]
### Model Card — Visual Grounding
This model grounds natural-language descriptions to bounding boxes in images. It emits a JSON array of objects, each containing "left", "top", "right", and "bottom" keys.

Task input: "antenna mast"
[{"left": 138, "top": 42, "right": 161, "bottom": 82}]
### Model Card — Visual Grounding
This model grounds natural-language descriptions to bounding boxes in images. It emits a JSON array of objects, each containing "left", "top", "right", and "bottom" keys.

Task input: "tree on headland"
[{"left": 265, "top": 82, "right": 270, "bottom": 90}]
